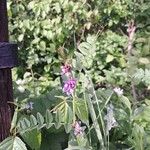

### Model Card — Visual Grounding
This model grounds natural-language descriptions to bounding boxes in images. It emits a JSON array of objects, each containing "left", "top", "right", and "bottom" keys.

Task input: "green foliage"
[
  {"left": 133, "top": 68, "right": 150, "bottom": 87},
  {"left": 3, "top": 0, "right": 150, "bottom": 149},
  {"left": 17, "top": 110, "right": 53, "bottom": 134},
  {"left": 21, "top": 129, "right": 41, "bottom": 150},
  {"left": 0, "top": 136, "right": 27, "bottom": 150},
  {"left": 133, "top": 105, "right": 150, "bottom": 129},
  {"left": 74, "top": 99, "right": 89, "bottom": 124}
]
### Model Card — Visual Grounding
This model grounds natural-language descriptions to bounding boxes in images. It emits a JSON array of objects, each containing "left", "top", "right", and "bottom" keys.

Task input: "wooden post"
[{"left": 0, "top": 0, "right": 14, "bottom": 141}]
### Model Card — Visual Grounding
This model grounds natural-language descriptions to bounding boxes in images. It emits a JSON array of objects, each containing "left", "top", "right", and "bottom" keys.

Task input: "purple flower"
[
  {"left": 61, "top": 64, "right": 71, "bottom": 75},
  {"left": 25, "top": 102, "right": 34, "bottom": 110},
  {"left": 63, "top": 78, "right": 76, "bottom": 95},
  {"left": 73, "top": 121, "right": 85, "bottom": 136}
]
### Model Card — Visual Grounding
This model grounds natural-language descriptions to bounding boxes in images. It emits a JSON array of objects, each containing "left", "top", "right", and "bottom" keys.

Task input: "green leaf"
[
  {"left": 74, "top": 99, "right": 89, "bottom": 124},
  {"left": 77, "top": 135, "right": 88, "bottom": 147},
  {"left": 23, "top": 20, "right": 30, "bottom": 29},
  {"left": 45, "top": 109, "right": 53, "bottom": 129},
  {"left": 65, "top": 140, "right": 89, "bottom": 150},
  {"left": 21, "top": 129, "right": 41, "bottom": 150},
  {"left": 18, "top": 117, "right": 32, "bottom": 133},
  {"left": 145, "top": 99, "right": 150, "bottom": 106},
  {"left": 86, "top": 35, "right": 97, "bottom": 44},
  {"left": 132, "top": 124, "right": 145, "bottom": 150},
  {"left": 85, "top": 93, "right": 104, "bottom": 147},
  {"left": 55, "top": 109, "right": 61, "bottom": 126},
  {"left": 37, "top": 112, "right": 45, "bottom": 129},
  {"left": 18, "top": 34, "right": 24, "bottom": 42},
  {"left": 30, "top": 115, "right": 38, "bottom": 127},
  {"left": 39, "top": 41, "right": 46, "bottom": 51},
  {"left": 28, "top": 1, "right": 35, "bottom": 9},
  {"left": 78, "top": 42, "right": 91, "bottom": 56},
  {"left": 23, "top": 118, "right": 31, "bottom": 128},
  {"left": 64, "top": 124, "right": 72, "bottom": 133},
  {"left": 144, "top": 69, "right": 150, "bottom": 85},
  {"left": 139, "top": 57, "right": 150, "bottom": 64},
  {"left": 53, "top": 2, "right": 61, "bottom": 13},
  {"left": 10, "top": 109, "right": 18, "bottom": 132},
  {"left": 106, "top": 54, "right": 114, "bottom": 63},
  {"left": 78, "top": 35, "right": 96, "bottom": 58},
  {"left": 19, "top": 120, "right": 28, "bottom": 131},
  {"left": 55, "top": 101, "right": 73, "bottom": 124},
  {"left": 54, "top": 121, "right": 62, "bottom": 129},
  {"left": 132, "top": 68, "right": 144, "bottom": 83},
  {"left": 0, "top": 136, "right": 27, "bottom": 150},
  {"left": 121, "top": 96, "right": 131, "bottom": 113},
  {"left": 64, "top": 104, "right": 73, "bottom": 123}
]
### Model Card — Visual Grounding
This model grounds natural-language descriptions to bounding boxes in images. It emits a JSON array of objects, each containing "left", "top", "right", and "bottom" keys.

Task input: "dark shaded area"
[
  {"left": 40, "top": 129, "right": 68, "bottom": 150},
  {"left": 0, "top": 43, "right": 18, "bottom": 69},
  {"left": 0, "top": 0, "right": 14, "bottom": 142}
]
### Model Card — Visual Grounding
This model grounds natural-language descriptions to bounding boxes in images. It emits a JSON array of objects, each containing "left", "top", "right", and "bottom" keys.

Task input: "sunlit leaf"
[{"left": 0, "top": 136, "right": 27, "bottom": 150}]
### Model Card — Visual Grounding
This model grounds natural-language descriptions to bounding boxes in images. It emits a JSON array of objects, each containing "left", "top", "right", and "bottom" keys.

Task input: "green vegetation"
[{"left": 0, "top": 0, "right": 149, "bottom": 149}]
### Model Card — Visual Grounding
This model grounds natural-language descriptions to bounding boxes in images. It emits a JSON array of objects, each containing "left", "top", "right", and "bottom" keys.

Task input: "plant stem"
[
  {"left": 89, "top": 77, "right": 107, "bottom": 146},
  {"left": 72, "top": 95, "right": 76, "bottom": 124},
  {"left": 83, "top": 68, "right": 107, "bottom": 149},
  {"left": 127, "top": 20, "right": 137, "bottom": 105},
  {"left": 84, "top": 92, "right": 105, "bottom": 150}
]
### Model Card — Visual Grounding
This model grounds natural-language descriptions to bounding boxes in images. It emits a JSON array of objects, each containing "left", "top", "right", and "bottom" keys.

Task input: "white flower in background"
[
  {"left": 113, "top": 87, "right": 123, "bottom": 96},
  {"left": 16, "top": 79, "right": 26, "bottom": 93},
  {"left": 16, "top": 79, "right": 23, "bottom": 85},
  {"left": 18, "top": 86, "right": 25, "bottom": 93},
  {"left": 104, "top": 104, "right": 118, "bottom": 135}
]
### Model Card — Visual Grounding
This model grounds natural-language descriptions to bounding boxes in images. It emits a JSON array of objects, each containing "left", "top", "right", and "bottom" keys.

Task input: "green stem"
[
  {"left": 83, "top": 69, "right": 107, "bottom": 149},
  {"left": 84, "top": 91, "right": 105, "bottom": 150},
  {"left": 89, "top": 78, "right": 107, "bottom": 145},
  {"left": 72, "top": 95, "right": 76, "bottom": 124},
  {"left": 10, "top": 107, "right": 18, "bottom": 136}
]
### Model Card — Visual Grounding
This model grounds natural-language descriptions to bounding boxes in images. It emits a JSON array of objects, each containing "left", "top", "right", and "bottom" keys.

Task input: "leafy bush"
[{"left": 0, "top": 0, "right": 149, "bottom": 149}]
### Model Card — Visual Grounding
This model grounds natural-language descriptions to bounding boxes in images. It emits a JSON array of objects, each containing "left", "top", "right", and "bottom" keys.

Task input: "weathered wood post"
[{"left": 0, "top": 0, "right": 18, "bottom": 141}]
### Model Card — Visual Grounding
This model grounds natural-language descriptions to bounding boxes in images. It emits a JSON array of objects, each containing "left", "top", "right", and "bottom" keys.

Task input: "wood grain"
[{"left": 0, "top": 0, "right": 14, "bottom": 141}]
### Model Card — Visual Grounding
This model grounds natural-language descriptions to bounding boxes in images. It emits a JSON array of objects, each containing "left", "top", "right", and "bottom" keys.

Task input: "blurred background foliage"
[{"left": 8, "top": 0, "right": 150, "bottom": 96}]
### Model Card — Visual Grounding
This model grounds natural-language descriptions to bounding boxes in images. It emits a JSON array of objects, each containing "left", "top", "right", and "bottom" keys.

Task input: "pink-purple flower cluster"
[
  {"left": 73, "top": 121, "right": 85, "bottom": 136},
  {"left": 61, "top": 64, "right": 71, "bottom": 75},
  {"left": 63, "top": 79, "right": 77, "bottom": 95},
  {"left": 61, "top": 63, "right": 77, "bottom": 95}
]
